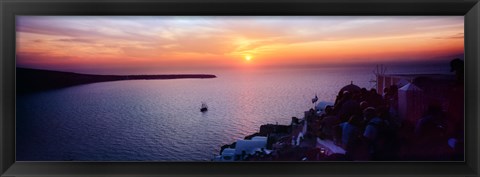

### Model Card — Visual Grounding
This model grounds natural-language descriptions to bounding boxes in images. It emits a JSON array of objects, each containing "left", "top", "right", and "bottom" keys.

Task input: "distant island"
[{"left": 17, "top": 67, "right": 217, "bottom": 94}]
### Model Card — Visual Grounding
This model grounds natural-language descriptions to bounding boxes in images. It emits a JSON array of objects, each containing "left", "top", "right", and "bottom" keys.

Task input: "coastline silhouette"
[{"left": 17, "top": 67, "right": 217, "bottom": 94}]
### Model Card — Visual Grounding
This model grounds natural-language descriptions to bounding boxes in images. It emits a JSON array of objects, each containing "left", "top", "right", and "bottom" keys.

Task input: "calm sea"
[{"left": 16, "top": 65, "right": 450, "bottom": 161}]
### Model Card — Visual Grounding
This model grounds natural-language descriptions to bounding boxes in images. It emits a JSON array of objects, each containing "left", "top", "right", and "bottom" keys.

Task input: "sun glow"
[{"left": 245, "top": 55, "right": 252, "bottom": 61}]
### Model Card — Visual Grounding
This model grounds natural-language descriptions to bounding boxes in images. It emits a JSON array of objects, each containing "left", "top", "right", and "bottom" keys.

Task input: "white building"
[{"left": 213, "top": 136, "right": 268, "bottom": 161}]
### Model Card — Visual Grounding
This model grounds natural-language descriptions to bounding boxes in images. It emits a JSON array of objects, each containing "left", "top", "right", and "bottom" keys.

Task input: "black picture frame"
[{"left": 1, "top": 0, "right": 479, "bottom": 176}]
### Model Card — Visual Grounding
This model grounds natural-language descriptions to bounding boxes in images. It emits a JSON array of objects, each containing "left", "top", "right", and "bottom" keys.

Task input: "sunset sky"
[{"left": 16, "top": 16, "right": 464, "bottom": 74}]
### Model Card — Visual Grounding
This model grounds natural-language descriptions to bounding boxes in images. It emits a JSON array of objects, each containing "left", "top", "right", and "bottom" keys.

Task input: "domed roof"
[{"left": 339, "top": 81, "right": 361, "bottom": 94}]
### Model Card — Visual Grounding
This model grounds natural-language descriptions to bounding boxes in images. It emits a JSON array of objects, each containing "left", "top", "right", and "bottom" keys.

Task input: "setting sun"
[{"left": 245, "top": 55, "right": 252, "bottom": 61}]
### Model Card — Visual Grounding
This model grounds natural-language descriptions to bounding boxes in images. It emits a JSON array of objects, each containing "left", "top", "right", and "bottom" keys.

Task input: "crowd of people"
[
  {"left": 310, "top": 85, "right": 461, "bottom": 160},
  {"left": 309, "top": 59, "right": 465, "bottom": 161},
  {"left": 311, "top": 86, "right": 399, "bottom": 160}
]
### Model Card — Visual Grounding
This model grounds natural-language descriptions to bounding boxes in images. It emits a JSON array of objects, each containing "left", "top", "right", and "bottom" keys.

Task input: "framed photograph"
[{"left": 1, "top": 0, "right": 479, "bottom": 176}]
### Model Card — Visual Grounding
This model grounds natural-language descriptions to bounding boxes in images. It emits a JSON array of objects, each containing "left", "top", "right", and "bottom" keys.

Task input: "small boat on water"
[{"left": 200, "top": 102, "right": 208, "bottom": 112}]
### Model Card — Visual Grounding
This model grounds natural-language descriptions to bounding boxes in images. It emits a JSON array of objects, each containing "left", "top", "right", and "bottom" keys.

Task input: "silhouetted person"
[
  {"left": 383, "top": 87, "right": 390, "bottom": 98},
  {"left": 374, "top": 106, "right": 398, "bottom": 160},
  {"left": 334, "top": 91, "right": 345, "bottom": 108},
  {"left": 414, "top": 101, "right": 451, "bottom": 160},
  {"left": 450, "top": 58, "right": 464, "bottom": 84},
  {"left": 359, "top": 88, "right": 369, "bottom": 102},
  {"left": 415, "top": 102, "right": 447, "bottom": 142},
  {"left": 367, "top": 89, "right": 383, "bottom": 108},
  {"left": 340, "top": 115, "right": 363, "bottom": 160},
  {"left": 337, "top": 91, "right": 360, "bottom": 122},
  {"left": 363, "top": 107, "right": 389, "bottom": 160},
  {"left": 334, "top": 91, "right": 350, "bottom": 114},
  {"left": 319, "top": 106, "right": 339, "bottom": 140}
]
